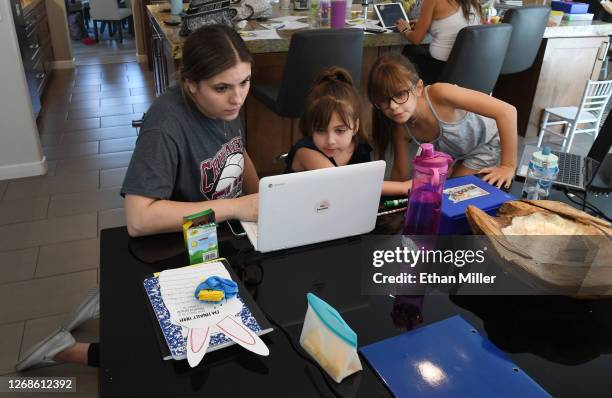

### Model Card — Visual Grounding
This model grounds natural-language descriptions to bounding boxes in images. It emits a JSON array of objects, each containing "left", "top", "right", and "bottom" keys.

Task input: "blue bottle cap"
[
  {"left": 542, "top": 146, "right": 551, "bottom": 156},
  {"left": 307, "top": 292, "right": 357, "bottom": 348}
]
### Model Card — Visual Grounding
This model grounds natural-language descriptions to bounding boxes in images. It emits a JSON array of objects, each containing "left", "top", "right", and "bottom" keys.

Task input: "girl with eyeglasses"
[
  {"left": 285, "top": 67, "right": 412, "bottom": 195},
  {"left": 368, "top": 54, "right": 517, "bottom": 189}
]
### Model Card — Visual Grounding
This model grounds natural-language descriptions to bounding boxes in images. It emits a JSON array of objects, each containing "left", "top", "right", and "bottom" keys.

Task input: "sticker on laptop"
[{"left": 443, "top": 184, "right": 489, "bottom": 203}]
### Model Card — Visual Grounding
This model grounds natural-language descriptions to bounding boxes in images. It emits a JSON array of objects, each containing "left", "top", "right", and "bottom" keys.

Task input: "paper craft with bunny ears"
[{"left": 158, "top": 261, "right": 269, "bottom": 367}]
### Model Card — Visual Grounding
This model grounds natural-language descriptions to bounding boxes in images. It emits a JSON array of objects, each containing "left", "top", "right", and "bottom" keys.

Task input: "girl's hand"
[
  {"left": 479, "top": 165, "right": 515, "bottom": 189},
  {"left": 395, "top": 18, "right": 411, "bottom": 33},
  {"left": 402, "top": 179, "right": 413, "bottom": 193}
]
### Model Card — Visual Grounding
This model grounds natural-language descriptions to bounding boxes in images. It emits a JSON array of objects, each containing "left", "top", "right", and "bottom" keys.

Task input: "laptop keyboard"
[
  {"left": 242, "top": 221, "right": 258, "bottom": 241},
  {"left": 552, "top": 150, "right": 581, "bottom": 186}
]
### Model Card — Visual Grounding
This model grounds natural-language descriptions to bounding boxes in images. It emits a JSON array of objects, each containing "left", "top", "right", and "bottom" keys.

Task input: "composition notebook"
[
  {"left": 360, "top": 315, "right": 551, "bottom": 398},
  {"left": 143, "top": 258, "right": 273, "bottom": 361}
]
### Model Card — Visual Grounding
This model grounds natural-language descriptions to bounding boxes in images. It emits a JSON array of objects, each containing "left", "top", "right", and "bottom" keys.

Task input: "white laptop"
[
  {"left": 373, "top": 2, "right": 409, "bottom": 31},
  {"left": 241, "top": 161, "right": 386, "bottom": 253}
]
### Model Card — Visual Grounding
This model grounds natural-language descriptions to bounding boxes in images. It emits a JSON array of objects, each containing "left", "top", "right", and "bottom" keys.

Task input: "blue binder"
[{"left": 360, "top": 316, "right": 551, "bottom": 398}]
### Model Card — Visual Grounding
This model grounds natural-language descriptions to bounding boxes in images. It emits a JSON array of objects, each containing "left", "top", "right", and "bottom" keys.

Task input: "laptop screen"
[{"left": 374, "top": 3, "right": 408, "bottom": 29}]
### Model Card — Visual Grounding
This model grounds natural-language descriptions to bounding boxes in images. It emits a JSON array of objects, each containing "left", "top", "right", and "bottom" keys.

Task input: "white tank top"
[{"left": 429, "top": 7, "right": 481, "bottom": 62}]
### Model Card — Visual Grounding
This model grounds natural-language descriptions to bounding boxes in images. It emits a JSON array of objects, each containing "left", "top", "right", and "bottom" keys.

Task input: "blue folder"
[
  {"left": 360, "top": 316, "right": 551, "bottom": 398},
  {"left": 440, "top": 175, "right": 516, "bottom": 234}
]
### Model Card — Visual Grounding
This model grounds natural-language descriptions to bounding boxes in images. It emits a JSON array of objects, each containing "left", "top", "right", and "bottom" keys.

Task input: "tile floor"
[
  {"left": 0, "top": 61, "right": 154, "bottom": 396},
  {"left": 72, "top": 27, "right": 137, "bottom": 66}
]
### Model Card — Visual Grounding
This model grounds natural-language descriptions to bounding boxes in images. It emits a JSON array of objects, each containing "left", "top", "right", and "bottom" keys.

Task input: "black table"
[{"left": 100, "top": 186, "right": 612, "bottom": 397}]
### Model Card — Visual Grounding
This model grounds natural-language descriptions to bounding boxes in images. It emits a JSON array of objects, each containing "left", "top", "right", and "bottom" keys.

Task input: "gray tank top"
[{"left": 407, "top": 86, "right": 499, "bottom": 167}]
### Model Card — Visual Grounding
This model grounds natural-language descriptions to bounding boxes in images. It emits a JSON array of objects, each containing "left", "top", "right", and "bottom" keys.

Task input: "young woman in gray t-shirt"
[
  {"left": 15, "top": 25, "right": 262, "bottom": 373},
  {"left": 121, "top": 25, "right": 260, "bottom": 237}
]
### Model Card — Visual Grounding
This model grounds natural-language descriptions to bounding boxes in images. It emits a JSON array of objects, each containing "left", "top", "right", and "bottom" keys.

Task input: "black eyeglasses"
[{"left": 374, "top": 90, "right": 410, "bottom": 110}]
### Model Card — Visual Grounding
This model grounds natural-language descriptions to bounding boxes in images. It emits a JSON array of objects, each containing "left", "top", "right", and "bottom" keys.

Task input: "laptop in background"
[
  {"left": 241, "top": 161, "right": 385, "bottom": 253},
  {"left": 516, "top": 111, "right": 612, "bottom": 191},
  {"left": 373, "top": 2, "right": 409, "bottom": 31}
]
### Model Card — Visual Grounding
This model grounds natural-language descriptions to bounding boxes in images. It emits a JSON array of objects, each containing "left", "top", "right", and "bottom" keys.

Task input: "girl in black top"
[{"left": 285, "top": 67, "right": 411, "bottom": 196}]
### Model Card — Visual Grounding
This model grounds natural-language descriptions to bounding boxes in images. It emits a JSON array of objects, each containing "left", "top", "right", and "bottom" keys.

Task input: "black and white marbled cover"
[{"left": 144, "top": 276, "right": 265, "bottom": 360}]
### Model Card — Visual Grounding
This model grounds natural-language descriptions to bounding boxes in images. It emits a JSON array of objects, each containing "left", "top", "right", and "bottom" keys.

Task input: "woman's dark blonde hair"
[
  {"left": 367, "top": 54, "right": 420, "bottom": 160},
  {"left": 300, "top": 67, "right": 365, "bottom": 143},
  {"left": 456, "top": 0, "right": 485, "bottom": 22},
  {"left": 179, "top": 24, "right": 253, "bottom": 97}
]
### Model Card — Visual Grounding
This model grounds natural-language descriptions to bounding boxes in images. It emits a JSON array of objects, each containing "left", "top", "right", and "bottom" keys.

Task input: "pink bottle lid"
[{"left": 413, "top": 143, "right": 453, "bottom": 185}]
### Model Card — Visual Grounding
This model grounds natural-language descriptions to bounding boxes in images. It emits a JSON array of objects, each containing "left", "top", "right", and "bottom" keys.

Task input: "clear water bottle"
[
  {"left": 361, "top": 0, "right": 369, "bottom": 22},
  {"left": 522, "top": 146, "right": 559, "bottom": 200},
  {"left": 309, "top": 0, "right": 320, "bottom": 27}
]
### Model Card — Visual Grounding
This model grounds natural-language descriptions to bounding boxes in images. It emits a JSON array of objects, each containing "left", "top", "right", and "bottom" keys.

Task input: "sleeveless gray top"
[{"left": 407, "top": 86, "right": 500, "bottom": 171}]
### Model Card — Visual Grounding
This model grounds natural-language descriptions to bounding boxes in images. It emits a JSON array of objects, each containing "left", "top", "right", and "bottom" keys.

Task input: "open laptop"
[
  {"left": 240, "top": 161, "right": 386, "bottom": 253},
  {"left": 373, "top": 2, "right": 409, "bottom": 31},
  {"left": 516, "top": 111, "right": 612, "bottom": 191}
]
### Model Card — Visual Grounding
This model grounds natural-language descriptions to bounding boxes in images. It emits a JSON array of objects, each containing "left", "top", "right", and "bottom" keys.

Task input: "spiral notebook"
[{"left": 143, "top": 259, "right": 273, "bottom": 361}]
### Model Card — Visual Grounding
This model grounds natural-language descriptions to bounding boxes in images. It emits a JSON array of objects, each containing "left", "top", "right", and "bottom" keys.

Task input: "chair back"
[
  {"left": 577, "top": 79, "right": 612, "bottom": 127},
  {"left": 89, "top": 0, "right": 120, "bottom": 20},
  {"left": 501, "top": 6, "right": 550, "bottom": 75},
  {"left": 439, "top": 24, "right": 512, "bottom": 94},
  {"left": 275, "top": 29, "right": 364, "bottom": 118}
]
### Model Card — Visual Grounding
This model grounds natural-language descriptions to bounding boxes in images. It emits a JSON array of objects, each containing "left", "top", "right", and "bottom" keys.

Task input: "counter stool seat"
[
  {"left": 252, "top": 29, "right": 364, "bottom": 119},
  {"left": 438, "top": 24, "right": 512, "bottom": 94},
  {"left": 252, "top": 85, "right": 279, "bottom": 114}
]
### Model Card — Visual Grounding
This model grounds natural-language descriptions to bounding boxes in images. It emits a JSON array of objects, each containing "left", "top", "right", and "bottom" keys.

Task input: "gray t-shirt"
[{"left": 121, "top": 86, "right": 246, "bottom": 202}]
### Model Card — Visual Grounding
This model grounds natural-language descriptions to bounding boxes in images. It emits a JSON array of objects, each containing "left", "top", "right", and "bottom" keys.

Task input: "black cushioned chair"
[
  {"left": 500, "top": 6, "right": 551, "bottom": 75},
  {"left": 438, "top": 24, "right": 513, "bottom": 94},
  {"left": 252, "top": 29, "right": 364, "bottom": 118}
]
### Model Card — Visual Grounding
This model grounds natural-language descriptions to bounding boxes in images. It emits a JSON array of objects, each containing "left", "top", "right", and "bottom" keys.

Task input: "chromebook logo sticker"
[{"left": 315, "top": 200, "right": 330, "bottom": 213}]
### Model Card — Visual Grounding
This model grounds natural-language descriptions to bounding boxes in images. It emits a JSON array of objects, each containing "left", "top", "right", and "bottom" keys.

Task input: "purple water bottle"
[
  {"left": 403, "top": 143, "right": 453, "bottom": 235},
  {"left": 331, "top": 0, "right": 346, "bottom": 28}
]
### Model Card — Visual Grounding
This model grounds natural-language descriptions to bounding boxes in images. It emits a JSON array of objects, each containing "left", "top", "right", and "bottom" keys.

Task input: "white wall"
[{"left": 0, "top": 0, "right": 47, "bottom": 180}]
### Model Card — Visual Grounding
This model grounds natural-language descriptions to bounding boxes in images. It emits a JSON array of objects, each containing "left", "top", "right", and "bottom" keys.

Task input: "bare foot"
[{"left": 53, "top": 343, "right": 90, "bottom": 365}]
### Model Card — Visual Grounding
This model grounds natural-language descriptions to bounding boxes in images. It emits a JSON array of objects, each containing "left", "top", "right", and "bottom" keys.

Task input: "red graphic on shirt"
[{"left": 200, "top": 137, "right": 244, "bottom": 200}]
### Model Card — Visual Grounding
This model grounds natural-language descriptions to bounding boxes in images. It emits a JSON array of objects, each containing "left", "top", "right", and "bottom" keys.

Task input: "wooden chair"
[{"left": 537, "top": 79, "right": 612, "bottom": 152}]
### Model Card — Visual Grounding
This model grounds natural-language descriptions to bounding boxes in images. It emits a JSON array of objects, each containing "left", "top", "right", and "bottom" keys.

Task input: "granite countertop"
[
  {"left": 148, "top": 3, "right": 612, "bottom": 59},
  {"left": 544, "top": 20, "right": 612, "bottom": 38},
  {"left": 147, "top": 4, "right": 405, "bottom": 59}
]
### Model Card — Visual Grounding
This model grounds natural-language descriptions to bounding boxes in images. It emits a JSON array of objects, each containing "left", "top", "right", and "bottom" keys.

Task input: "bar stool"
[
  {"left": 438, "top": 24, "right": 512, "bottom": 94},
  {"left": 499, "top": 6, "right": 550, "bottom": 76},
  {"left": 252, "top": 29, "right": 364, "bottom": 119}
]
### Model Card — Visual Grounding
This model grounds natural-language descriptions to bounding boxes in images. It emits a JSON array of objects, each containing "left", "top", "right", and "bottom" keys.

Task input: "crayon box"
[{"left": 183, "top": 209, "right": 219, "bottom": 264}]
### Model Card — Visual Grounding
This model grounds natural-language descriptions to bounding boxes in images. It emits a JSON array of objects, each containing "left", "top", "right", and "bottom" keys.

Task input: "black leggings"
[
  {"left": 402, "top": 44, "right": 446, "bottom": 86},
  {"left": 87, "top": 343, "right": 100, "bottom": 367}
]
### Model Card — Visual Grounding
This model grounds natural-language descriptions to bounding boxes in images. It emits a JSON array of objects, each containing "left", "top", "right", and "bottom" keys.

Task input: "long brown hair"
[
  {"left": 454, "top": 0, "right": 484, "bottom": 22},
  {"left": 300, "top": 67, "right": 366, "bottom": 144},
  {"left": 179, "top": 24, "right": 253, "bottom": 94},
  {"left": 367, "top": 54, "right": 420, "bottom": 160}
]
